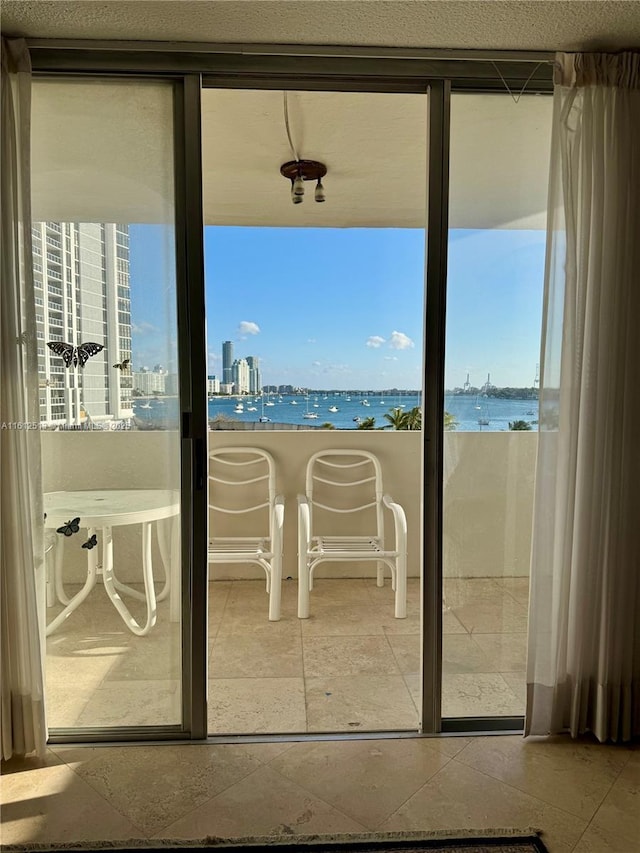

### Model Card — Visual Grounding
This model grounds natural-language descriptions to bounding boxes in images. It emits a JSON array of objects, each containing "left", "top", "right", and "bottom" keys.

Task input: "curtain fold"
[
  {"left": 0, "top": 37, "right": 47, "bottom": 759},
  {"left": 526, "top": 51, "right": 640, "bottom": 743}
]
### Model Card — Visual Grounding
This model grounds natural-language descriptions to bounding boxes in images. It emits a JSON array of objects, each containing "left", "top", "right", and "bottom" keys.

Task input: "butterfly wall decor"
[
  {"left": 82, "top": 534, "right": 98, "bottom": 550},
  {"left": 56, "top": 517, "right": 80, "bottom": 536},
  {"left": 47, "top": 341, "right": 104, "bottom": 368},
  {"left": 113, "top": 358, "right": 131, "bottom": 370}
]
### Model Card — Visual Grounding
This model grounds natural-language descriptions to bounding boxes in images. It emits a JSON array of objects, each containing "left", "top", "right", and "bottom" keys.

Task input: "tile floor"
[
  {"left": 2, "top": 734, "right": 638, "bottom": 852},
  {"left": 45, "top": 576, "right": 528, "bottom": 732}
]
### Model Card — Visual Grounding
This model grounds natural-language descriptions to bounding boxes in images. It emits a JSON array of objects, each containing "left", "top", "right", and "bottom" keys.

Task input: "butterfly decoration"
[
  {"left": 113, "top": 358, "right": 131, "bottom": 371},
  {"left": 56, "top": 517, "right": 81, "bottom": 537},
  {"left": 82, "top": 534, "right": 98, "bottom": 550},
  {"left": 47, "top": 341, "right": 104, "bottom": 368}
]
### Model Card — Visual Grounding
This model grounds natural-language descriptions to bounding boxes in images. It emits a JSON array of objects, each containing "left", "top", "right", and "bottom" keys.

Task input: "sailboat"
[
  {"left": 258, "top": 395, "right": 271, "bottom": 422},
  {"left": 303, "top": 396, "right": 319, "bottom": 419}
]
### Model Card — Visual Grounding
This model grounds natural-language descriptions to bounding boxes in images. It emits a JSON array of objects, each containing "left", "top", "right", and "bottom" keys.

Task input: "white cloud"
[
  {"left": 312, "top": 361, "right": 322, "bottom": 367},
  {"left": 389, "top": 330, "right": 414, "bottom": 350},
  {"left": 131, "top": 321, "right": 158, "bottom": 335},
  {"left": 384, "top": 356, "right": 398, "bottom": 361},
  {"left": 238, "top": 320, "right": 260, "bottom": 336},
  {"left": 366, "top": 335, "right": 385, "bottom": 348}
]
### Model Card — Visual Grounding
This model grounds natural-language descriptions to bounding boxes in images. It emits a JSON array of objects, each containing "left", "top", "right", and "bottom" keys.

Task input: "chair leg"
[
  {"left": 297, "top": 555, "right": 310, "bottom": 619},
  {"left": 394, "top": 553, "right": 407, "bottom": 619},
  {"left": 268, "top": 556, "right": 282, "bottom": 622},
  {"left": 376, "top": 560, "right": 384, "bottom": 587}
]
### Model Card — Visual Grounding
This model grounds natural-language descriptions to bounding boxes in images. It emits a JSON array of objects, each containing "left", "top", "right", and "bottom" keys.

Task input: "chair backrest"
[
  {"left": 208, "top": 446, "right": 277, "bottom": 539},
  {"left": 304, "top": 449, "right": 384, "bottom": 538}
]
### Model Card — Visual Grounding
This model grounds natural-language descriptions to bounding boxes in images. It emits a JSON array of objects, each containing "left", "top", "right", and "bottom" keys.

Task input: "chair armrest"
[
  {"left": 297, "top": 494, "right": 311, "bottom": 549},
  {"left": 382, "top": 494, "right": 407, "bottom": 551}
]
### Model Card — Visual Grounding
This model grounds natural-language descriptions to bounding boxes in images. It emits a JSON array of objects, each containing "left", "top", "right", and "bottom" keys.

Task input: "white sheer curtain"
[
  {"left": 0, "top": 37, "right": 47, "bottom": 759},
  {"left": 526, "top": 52, "right": 640, "bottom": 743}
]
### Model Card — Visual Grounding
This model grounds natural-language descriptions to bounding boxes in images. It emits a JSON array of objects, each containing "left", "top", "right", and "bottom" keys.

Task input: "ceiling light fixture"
[
  {"left": 280, "top": 159, "right": 328, "bottom": 205},
  {"left": 281, "top": 91, "right": 327, "bottom": 205}
]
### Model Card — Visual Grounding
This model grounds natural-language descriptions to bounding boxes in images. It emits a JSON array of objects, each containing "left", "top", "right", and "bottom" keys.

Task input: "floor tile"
[
  {"left": 495, "top": 576, "right": 531, "bottom": 605},
  {"left": 268, "top": 737, "right": 450, "bottom": 828},
  {"left": 471, "top": 633, "right": 528, "bottom": 672},
  {"left": 589, "top": 753, "right": 640, "bottom": 843},
  {"left": 441, "top": 673, "right": 523, "bottom": 717},
  {"left": 442, "top": 610, "right": 468, "bottom": 634},
  {"left": 305, "top": 675, "right": 418, "bottom": 732},
  {"left": 52, "top": 743, "right": 262, "bottom": 836},
  {"left": 386, "top": 634, "right": 421, "bottom": 675},
  {"left": 443, "top": 578, "right": 505, "bottom": 608},
  {"left": 210, "top": 633, "right": 304, "bottom": 678},
  {"left": 572, "top": 823, "right": 639, "bottom": 852},
  {"left": 209, "top": 678, "right": 307, "bottom": 734},
  {"left": 302, "top": 635, "right": 400, "bottom": 677},
  {"left": 451, "top": 597, "right": 529, "bottom": 635},
  {"left": 216, "top": 605, "right": 302, "bottom": 637},
  {"left": 0, "top": 759, "right": 145, "bottom": 844},
  {"left": 74, "top": 679, "right": 180, "bottom": 727},
  {"left": 442, "top": 634, "right": 494, "bottom": 675},
  {"left": 366, "top": 578, "right": 421, "bottom": 613},
  {"left": 157, "top": 764, "right": 367, "bottom": 838},
  {"left": 303, "top": 578, "right": 374, "bottom": 609},
  {"left": 379, "top": 758, "right": 587, "bottom": 852},
  {"left": 455, "top": 735, "right": 630, "bottom": 822},
  {"left": 300, "top": 604, "right": 395, "bottom": 637}
]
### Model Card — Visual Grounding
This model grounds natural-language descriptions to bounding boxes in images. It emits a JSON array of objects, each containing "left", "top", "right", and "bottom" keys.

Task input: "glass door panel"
[
  {"left": 202, "top": 87, "right": 427, "bottom": 734},
  {"left": 442, "top": 93, "right": 552, "bottom": 718},
  {"left": 31, "top": 78, "right": 182, "bottom": 729}
]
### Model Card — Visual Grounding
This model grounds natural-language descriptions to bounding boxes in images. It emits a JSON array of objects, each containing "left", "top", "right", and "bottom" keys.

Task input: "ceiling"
[
  {"left": 31, "top": 82, "right": 552, "bottom": 230},
  {"left": 3, "top": 0, "right": 640, "bottom": 52}
]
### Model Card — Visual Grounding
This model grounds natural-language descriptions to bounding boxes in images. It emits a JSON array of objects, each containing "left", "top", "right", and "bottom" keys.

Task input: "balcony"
[{"left": 42, "top": 428, "right": 534, "bottom": 732}]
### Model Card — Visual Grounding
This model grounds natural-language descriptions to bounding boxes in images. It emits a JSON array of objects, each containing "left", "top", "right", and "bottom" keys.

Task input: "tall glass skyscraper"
[{"left": 222, "top": 340, "right": 234, "bottom": 385}]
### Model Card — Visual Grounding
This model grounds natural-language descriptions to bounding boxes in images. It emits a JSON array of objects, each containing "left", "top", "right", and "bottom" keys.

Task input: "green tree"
[
  {"left": 444, "top": 411, "right": 458, "bottom": 431},
  {"left": 320, "top": 421, "right": 336, "bottom": 429},
  {"left": 357, "top": 416, "right": 377, "bottom": 430},
  {"left": 404, "top": 406, "right": 422, "bottom": 430},
  {"left": 509, "top": 419, "right": 532, "bottom": 431},
  {"left": 383, "top": 407, "right": 408, "bottom": 430}
]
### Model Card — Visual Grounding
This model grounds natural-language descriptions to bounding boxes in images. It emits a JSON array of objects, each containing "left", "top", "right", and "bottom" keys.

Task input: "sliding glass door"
[{"left": 31, "top": 78, "right": 183, "bottom": 730}]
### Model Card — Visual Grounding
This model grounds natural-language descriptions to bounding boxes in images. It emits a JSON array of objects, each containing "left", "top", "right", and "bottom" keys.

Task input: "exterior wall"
[{"left": 42, "top": 430, "right": 537, "bottom": 585}]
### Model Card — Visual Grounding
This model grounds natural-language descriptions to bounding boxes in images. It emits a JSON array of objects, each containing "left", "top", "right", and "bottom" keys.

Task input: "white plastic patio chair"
[
  {"left": 208, "top": 446, "right": 284, "bottom": 621},
  {"left": 297, "top": 449, "right": 407, "bottom": 619}
]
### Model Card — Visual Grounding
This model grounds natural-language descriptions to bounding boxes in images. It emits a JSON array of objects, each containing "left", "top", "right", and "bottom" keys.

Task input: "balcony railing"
[{"left": 41, "top": 430, "right": 537, "bottom": 585}]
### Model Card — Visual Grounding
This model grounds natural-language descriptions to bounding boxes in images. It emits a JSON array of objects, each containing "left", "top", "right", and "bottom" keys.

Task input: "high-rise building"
[
  {"left": 207, "top": 375, "right": 220, "bottom": 395},
  {"left": 231, "top": 358, "right": 250, "bottom": 394},
  {"left": 222, "top": 340, "right": 234, "bottom": 386},
  {"left": 33, "top": 222, "right": 132, "bottom": 426},
  {"left": 246, "top": 356, "right": 262, "bottom": 395}
]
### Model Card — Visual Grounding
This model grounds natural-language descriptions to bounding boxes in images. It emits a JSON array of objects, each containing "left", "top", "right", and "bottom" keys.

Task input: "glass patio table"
[{"left": 44, "top": 489, "right": 180, "bottom": 637}]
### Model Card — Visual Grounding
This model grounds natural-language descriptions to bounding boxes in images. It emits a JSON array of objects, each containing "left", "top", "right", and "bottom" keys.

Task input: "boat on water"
[
  {"left": 303, "top": 412, "right": 319, "bottom": 419},
  {"left": 361, "top": 399, "right": 370, "bottom": 406},
  {"left": 328, "top": 405, "right": 338, "bottom": 413},
  {"left": 265, "top": 400, "right": 275, "bottom": 406},
  {"left": 290, "top": 400, "right": 298, "bottom": 405},
  {"left": 353, "top": 416, "right": 361, "bottom": 423},
  {"left": 234, "top": 404, "right": 244, "bottom": 413},
  {"left": 259, "top": 416, "right": 271, "bottom": 423}
]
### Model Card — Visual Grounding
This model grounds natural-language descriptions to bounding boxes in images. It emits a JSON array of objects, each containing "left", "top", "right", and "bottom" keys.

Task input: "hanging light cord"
[
  {"left": 283, "top": 91, "right": 300, "bottom": 161},
  {"left": 491, "top": 61, "right": 545, "bottom": 104}
]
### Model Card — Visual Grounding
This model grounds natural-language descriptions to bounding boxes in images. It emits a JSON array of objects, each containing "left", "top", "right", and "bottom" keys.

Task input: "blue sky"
[{"left": 130, "top": 225, "right": 546, "bottom": 389}]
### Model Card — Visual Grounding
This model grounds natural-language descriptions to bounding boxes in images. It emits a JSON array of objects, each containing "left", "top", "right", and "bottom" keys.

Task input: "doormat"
[{"left": 1, "top": 829, "right": 549, "bottom": 853}]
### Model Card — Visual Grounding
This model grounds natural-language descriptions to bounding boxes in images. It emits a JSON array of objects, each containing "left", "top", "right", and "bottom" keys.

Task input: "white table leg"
[
  {"left": 103, "top": 523, "right": 158, "bottom": 636},
  {"left": 45, "top": 527, "right": 98, "bottom": 636}
]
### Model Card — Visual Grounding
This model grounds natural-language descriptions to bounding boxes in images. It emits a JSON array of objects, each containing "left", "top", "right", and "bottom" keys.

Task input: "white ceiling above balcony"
[
  {"left": 3, "top": 0, "right": 639, "bottom": 52},
  {"left": 32, "top": 82, "right": 552, "bottom": 230}
]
